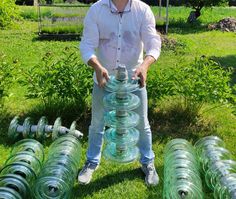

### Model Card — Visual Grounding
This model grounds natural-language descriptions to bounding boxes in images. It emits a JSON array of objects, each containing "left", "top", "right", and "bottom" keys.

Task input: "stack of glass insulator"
[
  {"left": 103, "top": 65, "right": 140, "bottom": 163},
  {"left": 195, "top": 136, "right": 236, "bottom": 199},
  {"left": 0, "top": 139, "right": 44, "bottom": 198},
  {"left": 33, "top": 134, "right": 81, "bottom": 199},
  {"left": 8, "top": 116, "right": 82, "bottom": 142},
  {"left": 163, "top": 138, "right": 204, "bottom": 199}
]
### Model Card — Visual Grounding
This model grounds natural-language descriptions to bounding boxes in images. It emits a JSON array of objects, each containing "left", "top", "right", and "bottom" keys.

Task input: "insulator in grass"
[
  {"left": 8, "top": 116, "right": 83, "bottom": 142},
  {"left": 33, "top": 134, "right": 81, "bottom": 199},
  {"left": 5, "top": 151, "right": 42, "bottom": 175},
  {"left": 0, "top": 174, "right": 31, "bottom": 199},
  {"left": 214, "top": 173, "right": 236, "bottom": 199},
  {"left": 195, "top": 136, "right": 236, "bottom": 199},
  {"left": 163, "top": 139, "right": 203, "bottom": 199},
  {"left": 10, "top": 138, "right": 44, "bottom": 162},
  {"left": 0, "top": 162, "right": 37, "bottom": 186},
  {"left": 0, "top": 187, "right": 22, "bottom": 199}
]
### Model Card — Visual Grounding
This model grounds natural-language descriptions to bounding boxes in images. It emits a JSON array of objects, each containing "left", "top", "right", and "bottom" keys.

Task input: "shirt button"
[
  {"left": 118, "top": 35, "right": 121, "bottom": 37},
  {"left": 117, "top": 60, "right": 119, "bottom": 62},
  {"left": 118, "top": 48, "right": 120, "bottom": 50}
]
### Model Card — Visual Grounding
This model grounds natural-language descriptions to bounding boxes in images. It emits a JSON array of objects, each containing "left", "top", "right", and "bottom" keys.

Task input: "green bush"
[
  {"left": 19, "top": 47, "right": 93, "bottom": 117},
  {"left": 0, "top": 54, "right": 14, "bottom": 107},
  {"left": 147, "top": 56, "right": 234, "bottom": 118},
  {"left": 0, "top": 0, "right": 21, "bottom": 28}
]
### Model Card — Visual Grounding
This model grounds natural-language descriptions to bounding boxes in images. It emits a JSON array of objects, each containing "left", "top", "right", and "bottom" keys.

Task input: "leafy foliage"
[
  {"left": 0, "top": 0, "right": 21, "bottom": 28},
  {"left": 187, "top": 0, "right": 228, "bottom": 9},
  {"left": 0, "top": 54, "right": 15, "bottom": 107},
  {"left": 147, "top": 56, "right": 234, "bottom": 119},
  {"left": 19, "top": 47, "right": 93, "bottom": 116}
]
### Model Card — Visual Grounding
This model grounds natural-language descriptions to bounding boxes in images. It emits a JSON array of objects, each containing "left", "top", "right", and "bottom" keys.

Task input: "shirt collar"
[{"left": 101, "top": 0, "right": 132, "bottom": 12}]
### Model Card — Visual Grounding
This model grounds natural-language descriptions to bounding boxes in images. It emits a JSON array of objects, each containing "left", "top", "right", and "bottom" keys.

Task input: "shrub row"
[{"left": 1, "top": 48, "right": 235, "bottom": 120}]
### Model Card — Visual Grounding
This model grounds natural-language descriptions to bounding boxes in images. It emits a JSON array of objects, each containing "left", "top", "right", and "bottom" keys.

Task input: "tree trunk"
[
  {"left": 187, "top": 10, "right": 201, "bottom": 23},
  {"left": 33, "top": 0, "right": 38, "bottom": 6},
  {"left": 187, "top": 1, "right": 204, "bottom": 23}
]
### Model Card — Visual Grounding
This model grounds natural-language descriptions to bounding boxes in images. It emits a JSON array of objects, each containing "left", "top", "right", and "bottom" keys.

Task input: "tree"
[{"left": 187, "top": 0, "right": 228, "bottom": 23}]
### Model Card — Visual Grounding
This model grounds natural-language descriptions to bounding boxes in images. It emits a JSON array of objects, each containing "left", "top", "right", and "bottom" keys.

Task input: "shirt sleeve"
[
  {"left": 140, "top": 7, "right": 162, "bottom": 60},
  {"left": 79, "top": 6, "right": 99, "bottom": 64}
]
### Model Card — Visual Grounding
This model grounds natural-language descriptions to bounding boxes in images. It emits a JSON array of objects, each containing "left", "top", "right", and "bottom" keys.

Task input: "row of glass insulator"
[
  {"left": 163, "top": 138, "right": 204, "bottom": 199},
  {"left": 195, "top": 136, "right": 236, "bottom": 199},
  {"left": 0, "top": 139, "right": 44, "bottom": 198},
  {"left": 8, "top": 116, "right": 82, "bottom": 142},
  {"left": 103, "top": 67, "right": 141, "bottom": 163},
  {"left": 33, "top": 134, "right": 81, "bottom": 199}
]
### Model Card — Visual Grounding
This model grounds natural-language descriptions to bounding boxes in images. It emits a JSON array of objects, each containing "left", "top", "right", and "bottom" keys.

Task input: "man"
[{"left": 78, "top": 0, "right": 161, "bottom": 186}]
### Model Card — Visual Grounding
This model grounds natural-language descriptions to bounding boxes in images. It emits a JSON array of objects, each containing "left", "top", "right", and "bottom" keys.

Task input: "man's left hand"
[{"left": 132, "top": 65, "right": 148, "bottom": 87}]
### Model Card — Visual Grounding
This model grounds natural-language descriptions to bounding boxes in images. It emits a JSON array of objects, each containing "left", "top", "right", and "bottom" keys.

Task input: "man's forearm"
[
  {"left": 87, "top": 57, "right": 104, "bottom": 73},
  {"left": 141, "top": 55, "right": 156, "bottom": 70}
]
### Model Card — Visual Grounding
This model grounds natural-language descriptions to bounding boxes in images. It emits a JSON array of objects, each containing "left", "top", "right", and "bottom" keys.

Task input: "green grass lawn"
[{"left": 0, "top": 5, "right": 236, "bottom": 199}]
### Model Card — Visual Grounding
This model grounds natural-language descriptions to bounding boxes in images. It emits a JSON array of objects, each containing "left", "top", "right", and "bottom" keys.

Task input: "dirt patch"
[{"left": 208, "top": 17, "right": 236, "bottom": 32}]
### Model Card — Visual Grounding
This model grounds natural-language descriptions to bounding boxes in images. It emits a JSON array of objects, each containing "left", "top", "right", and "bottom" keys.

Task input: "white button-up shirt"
[{"left": 80, "top": 0, "right": 162, "bottom": 82}]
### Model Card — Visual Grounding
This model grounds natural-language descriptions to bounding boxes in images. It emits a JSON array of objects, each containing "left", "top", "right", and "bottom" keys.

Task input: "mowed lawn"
[{"left": 0, "top": 5, "right": 236, "bottom": 199}]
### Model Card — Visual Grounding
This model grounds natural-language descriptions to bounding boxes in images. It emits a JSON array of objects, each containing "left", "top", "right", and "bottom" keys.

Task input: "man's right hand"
[
  {"left": 88, "top": 57, "right": 109, "bottom": 88},
  {"left": 95, "top": 66, "right": 109, "bottom": 88}
]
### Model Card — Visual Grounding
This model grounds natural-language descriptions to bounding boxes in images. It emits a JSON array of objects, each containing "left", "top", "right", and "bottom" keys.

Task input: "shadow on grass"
[
  {"left": 72, "top": 168, "right": 141, "bottom": 198},
  {"left": 32, "top": 34, "right": 82, "bottom": 42},
  {"left": 149, "top": 105, "right": 217, "bottom": 144},
  {"left": 72, "top": 163, "right": 164, "bottom": 198},
  {"left": 0, "top": 108, "right": 16, "bottom": 146},
  {"left": 167, "top": 19, "right": 209, "bottom": 34},
  {"left": 211, "top": 54, "right": 236, "bottom": 85}
]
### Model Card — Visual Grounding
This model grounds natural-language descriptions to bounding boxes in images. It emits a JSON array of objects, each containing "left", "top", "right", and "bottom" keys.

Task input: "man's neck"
[{"left": 112, "top": 0, "right": 129, "bottom": 12}]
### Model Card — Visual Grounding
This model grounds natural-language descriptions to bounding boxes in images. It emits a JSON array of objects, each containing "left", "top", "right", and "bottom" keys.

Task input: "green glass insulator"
[
  {"left": 0, "top": 174, "right": 31, "bottom": 199},
  {"left": 33, "top": 176, "right": 70, "bottom": 199},
  {"left": 205, "top": 160, "right": 236, "bottom": 191},
  {"left": 163, "top": 139, "right": 203, "bottom": 199},
  {"left": 0, "top": 162, "right": 37, "bottom": 186},
  {"left": 50, "top": 134, "right": 81, "bottom": 149},
  {"left": 103, "top": 92, "right": 140, "bottom": 111},
  {"left": 104, "top": 110, "right": 139, "bottom": 129},
  {"left": 38, "top": 165, "right": 75, "bottom": 186},
  {"left": 52, "top": 117, "right": 62, "bottom": 140},
  {"left": 194, "top": 136, "right": 225, "bottom": 157},
  {"left": 201, "top": 147, "right": 232, "bottom": 172},
  {"left": 0, "top": 187, "right": 22, "bottom": 199},
  {"left": 214, "top": 173, "right": 236, "bottom": 199},
  {"left": 36, "top": 116, "right": 48, "bottom": 140},
  {"left": 33, "top": 135, "right": 80, "bottom": 199},
  {"left": 8, "top": 116, "right": 21, "bottom": 141},
  {"left": 22, "top": 117, "right": 33, "bottom": 138},
  {"left": 67, "top": 121, "right": 77, "bottom": 137},
  {"left": 43, "top": 156, "right": 78, "bottom": 177},
  {"left": 105, "top": 76, "right": 139, "bottom": 93},
  {"left": 104, "top": 128, "right": 139, "bottom": 146},
  {"left": 164, "top": 138, "right": 195, "bottom": 154},
  {"left": 48, "top": 135, "right": 81, "bottom": 167},
  {"left": 47, "top": 147, "right": 80, "bottom": 168},
  {"left": 5, "top": 152, "right": 42, "bottom": 175},
  {"left": 103, "top": 143, "right": 139, "bottom": 163},
  {"left": 165, "top": 180, "right": 203, "bottom": 199},
  {"left": 11, "top": 139, "right": 44, "bottom": 162}
]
